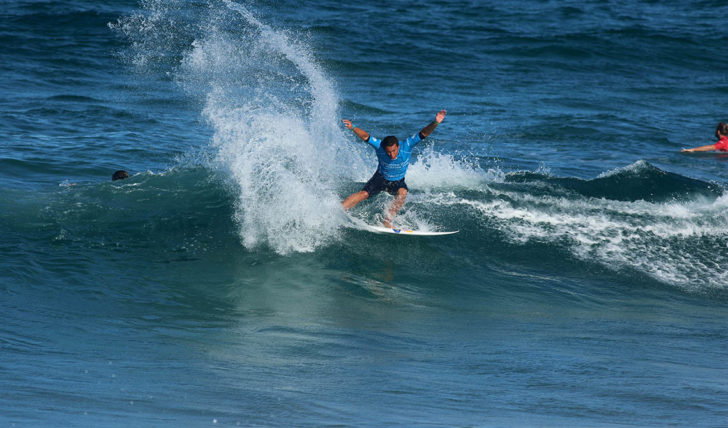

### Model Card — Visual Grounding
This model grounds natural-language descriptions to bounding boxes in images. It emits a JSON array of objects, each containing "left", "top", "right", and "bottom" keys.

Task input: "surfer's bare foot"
[{"left": 383, "top": 219, "right": 393, "bottom": 228}]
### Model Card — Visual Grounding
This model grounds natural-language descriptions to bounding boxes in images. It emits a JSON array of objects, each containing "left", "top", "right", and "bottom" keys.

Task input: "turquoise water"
[{"left": 2, "top": 0, "right": 727, "bottom": 426}]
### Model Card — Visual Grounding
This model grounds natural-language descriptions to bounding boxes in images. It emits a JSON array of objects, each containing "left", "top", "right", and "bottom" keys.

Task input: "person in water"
[
  {"left": 681, "top": 122, "right": 728, "bottom": 153},
  {"left": 112, "top": 170, "right": 130, "bottom": 181},
  {"left": 341, "top": 110, "right": 447, "bottom": 228}
]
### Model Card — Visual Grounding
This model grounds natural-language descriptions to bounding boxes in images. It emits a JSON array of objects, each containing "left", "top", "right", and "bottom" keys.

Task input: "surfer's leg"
[
  {"left": 344, "top": 173, "right": 383, "bottom": 210},
  {"left": 342, "top": 191, "right": 369, "bottom": 210},
  {"left": 384, "top": 188, "right": 407, "bottom": 227}
]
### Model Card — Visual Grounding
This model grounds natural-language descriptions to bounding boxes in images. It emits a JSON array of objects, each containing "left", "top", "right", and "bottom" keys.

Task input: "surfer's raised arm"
[
  {"left": 342, "top": 119, "right": 370, "bottom": 142},
  {"left": 418, "top": 110, "right": 447, "bottom": 139}
]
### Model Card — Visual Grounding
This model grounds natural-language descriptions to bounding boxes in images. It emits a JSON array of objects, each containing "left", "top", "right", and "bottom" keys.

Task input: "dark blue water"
[{"left": 2, "top": 0, "right": 728, "bottom": 426}]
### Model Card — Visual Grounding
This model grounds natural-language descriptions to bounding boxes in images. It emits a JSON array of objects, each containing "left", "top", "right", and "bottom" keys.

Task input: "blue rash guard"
[{"left": 367, "top": 133, "right": 422, "bottom": 181}]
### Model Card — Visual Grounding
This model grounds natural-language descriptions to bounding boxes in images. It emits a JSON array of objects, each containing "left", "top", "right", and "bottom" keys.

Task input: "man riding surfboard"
[{"left": 341, "top": 110, "right": 447, "bottom": 228}]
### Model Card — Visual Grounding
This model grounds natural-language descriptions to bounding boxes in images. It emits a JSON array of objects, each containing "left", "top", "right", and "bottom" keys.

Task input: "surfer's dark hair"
[
  {"left": 112, "top": 170, "right": 130, "bottom": 181},
  {"left": 716, "top": 122, "right": 728, "bottom": 138},
  {"left": 382, "top": 136, "right": 399, "bottom": 148}
]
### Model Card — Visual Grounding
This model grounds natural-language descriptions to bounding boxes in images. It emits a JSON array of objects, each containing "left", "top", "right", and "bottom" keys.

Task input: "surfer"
[
  {"left": 341, "top": 110, "right": 447, "bottom": 228},
  {"left": 681, "top": 122, "right": 728, "bottom": 153}
]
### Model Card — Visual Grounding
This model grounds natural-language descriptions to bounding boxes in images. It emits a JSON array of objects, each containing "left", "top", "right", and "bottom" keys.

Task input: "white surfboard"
[{"left": 362, "top": 224, "right": 458, "bottom": 236}]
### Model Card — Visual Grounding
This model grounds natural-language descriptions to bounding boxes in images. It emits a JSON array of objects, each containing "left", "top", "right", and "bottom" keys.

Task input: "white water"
[
  {"left": 178, "top": 2, "right": 352, "bottom": 253},
  {"left": 428, "top": 164, "right": 728, "bottom": 291}
]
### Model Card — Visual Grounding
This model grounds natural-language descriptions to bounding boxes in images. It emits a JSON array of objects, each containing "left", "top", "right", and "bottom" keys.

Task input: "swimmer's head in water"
[{"left": 112, "top": 170, "right": 129, "bottom": 181}]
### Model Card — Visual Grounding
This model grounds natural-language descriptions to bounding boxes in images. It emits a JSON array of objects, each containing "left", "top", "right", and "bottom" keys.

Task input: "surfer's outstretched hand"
[
  {"left": 435, "top": 110, "right": 447, "bottom": 124},
  {"left": 343, "top": 119, "right": 371, "bottom": 142}
]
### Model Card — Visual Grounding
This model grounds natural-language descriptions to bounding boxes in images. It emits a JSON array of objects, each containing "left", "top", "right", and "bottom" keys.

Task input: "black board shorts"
[{"left": 362, "top": 171, "right": 408, "bottom": 196}]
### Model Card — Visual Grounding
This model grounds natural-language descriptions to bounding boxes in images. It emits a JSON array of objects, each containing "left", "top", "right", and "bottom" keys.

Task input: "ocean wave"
[
  {"left": 101, "top": 0, "right": 728, "bottom": 292},
  {"left": 2, "top": 154, "right": 726, "bottom": 295},
  {"left": 423, "top": 161, "right": 728, "bottom": 292}
]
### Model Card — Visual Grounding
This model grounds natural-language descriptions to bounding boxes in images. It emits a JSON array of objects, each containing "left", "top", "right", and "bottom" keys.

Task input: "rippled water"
[{"left": 2, "top": 0, "right": 727, "bottom": 426}]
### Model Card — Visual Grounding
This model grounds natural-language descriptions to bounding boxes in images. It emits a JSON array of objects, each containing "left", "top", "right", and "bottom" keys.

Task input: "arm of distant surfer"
[
  {"left": 342, "top": 119, "right": 371, "bottom": 142},
  {"left": 681, "top": 144, "right": 717, "bottom": 153},
  {"left": 419, "top": 110, "right": 447, "bottom": 139}
]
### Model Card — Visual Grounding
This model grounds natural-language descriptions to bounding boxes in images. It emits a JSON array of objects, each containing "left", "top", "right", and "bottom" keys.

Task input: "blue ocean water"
[{"left": 2, "top": 0, "right": 728, "bottom": 426}]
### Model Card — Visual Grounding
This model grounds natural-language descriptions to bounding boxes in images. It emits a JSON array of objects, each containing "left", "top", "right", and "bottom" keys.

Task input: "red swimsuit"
[{"left": 714, "top": 135, "right": 728, "bottom": 151}]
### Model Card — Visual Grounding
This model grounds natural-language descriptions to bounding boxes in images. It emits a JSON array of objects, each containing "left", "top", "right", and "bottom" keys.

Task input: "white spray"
[{"left": 175, "top": 1, "right": 371, "bottom": 254}]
